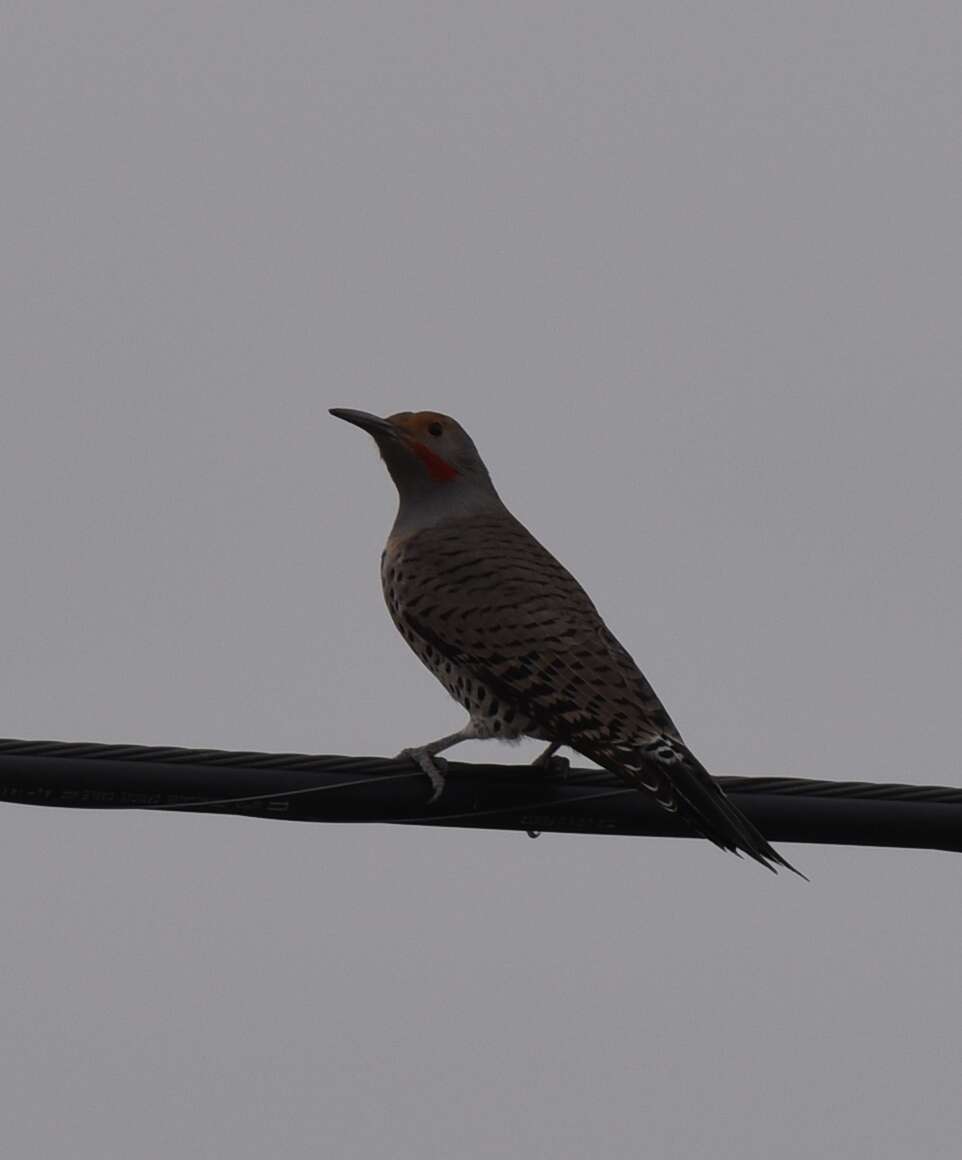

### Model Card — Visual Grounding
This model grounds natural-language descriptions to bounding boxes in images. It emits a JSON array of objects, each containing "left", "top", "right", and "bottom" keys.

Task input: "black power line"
[{"left": 0, "top": 737, "right": 959, "bottom": 855}]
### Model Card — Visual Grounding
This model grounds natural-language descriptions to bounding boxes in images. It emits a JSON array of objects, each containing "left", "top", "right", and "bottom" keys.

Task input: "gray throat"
[{"left": 390, "top": 478, "right": 509, "bottom": 541}]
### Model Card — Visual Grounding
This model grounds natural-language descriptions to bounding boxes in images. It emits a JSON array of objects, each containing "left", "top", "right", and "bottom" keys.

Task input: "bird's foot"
[
  {"left": 530, "top": 751, "right": 571, "bottom": 780},
  {"left": 396, "top": 747, "right": 448, "bottom": 802}
]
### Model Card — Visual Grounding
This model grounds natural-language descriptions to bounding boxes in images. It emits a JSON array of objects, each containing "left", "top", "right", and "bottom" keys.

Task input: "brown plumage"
[{"left": 331, "top": 407, "right": 803, "bottom": 876}]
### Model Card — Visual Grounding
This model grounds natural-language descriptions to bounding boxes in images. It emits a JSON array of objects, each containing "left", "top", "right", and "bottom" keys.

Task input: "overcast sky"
[{"left": 2, "top": 3, "right": 961, "bottom": 1157}]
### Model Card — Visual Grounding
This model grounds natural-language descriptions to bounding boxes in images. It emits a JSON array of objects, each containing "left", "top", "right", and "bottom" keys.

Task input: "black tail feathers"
[{"left": 589, "top": 736, "right": 808, "bottom": 880}]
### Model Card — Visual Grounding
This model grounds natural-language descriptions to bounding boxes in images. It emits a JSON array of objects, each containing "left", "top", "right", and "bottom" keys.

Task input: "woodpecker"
[{"left": 330, "top": 407, "right": 801, "bottom": 875}]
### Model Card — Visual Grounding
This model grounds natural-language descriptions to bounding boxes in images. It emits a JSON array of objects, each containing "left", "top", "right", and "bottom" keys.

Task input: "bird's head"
[{"left": 330, "top": 409, "right": 498, "bottom": 511}]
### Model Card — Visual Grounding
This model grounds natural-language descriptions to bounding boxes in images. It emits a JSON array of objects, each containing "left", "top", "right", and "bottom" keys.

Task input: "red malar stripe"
[{"left": 411, "top": 441, "right": 459, "bottom": 482}]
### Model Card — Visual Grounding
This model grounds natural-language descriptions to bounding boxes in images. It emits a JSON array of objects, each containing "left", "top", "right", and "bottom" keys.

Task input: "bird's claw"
[
  {"left": 396, "top": 747, "right": 448, "bottom": 802},
  {"left": 531, "top": 752, "right": 571, "bottom": 780}
]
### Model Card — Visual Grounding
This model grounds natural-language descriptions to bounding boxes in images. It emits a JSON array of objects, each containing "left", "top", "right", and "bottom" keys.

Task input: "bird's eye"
[{"left": 428, "top": 421, "right": 443, "bottom": 437}]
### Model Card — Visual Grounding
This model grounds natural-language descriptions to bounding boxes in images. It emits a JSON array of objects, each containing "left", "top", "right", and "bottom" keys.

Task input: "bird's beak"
[{"left": 329, "top": 408, "right": 402, "bottom": 442}]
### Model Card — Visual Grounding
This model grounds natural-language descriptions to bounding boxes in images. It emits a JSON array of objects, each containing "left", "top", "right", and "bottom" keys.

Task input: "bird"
[{"left": 330, "top": 407, "right": 802, "bottom": 875}]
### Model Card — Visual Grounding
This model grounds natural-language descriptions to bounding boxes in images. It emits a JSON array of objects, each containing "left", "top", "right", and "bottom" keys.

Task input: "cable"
[{"left": 0, "top": 736, "right": 960, "bottom": 854}]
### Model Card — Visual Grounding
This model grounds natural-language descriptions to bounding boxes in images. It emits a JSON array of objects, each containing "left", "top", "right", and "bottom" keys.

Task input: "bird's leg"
[
  {"left": 531, "top": 741, "right": 570, "bottom": 779},
  {"left": 396, "top": 721, "right": 481, "bottom": 802}
]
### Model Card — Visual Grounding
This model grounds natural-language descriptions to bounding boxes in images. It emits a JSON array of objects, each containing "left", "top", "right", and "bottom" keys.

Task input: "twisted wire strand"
[{"left": 0, "top": 736, "right": 959, "bottom": 804}]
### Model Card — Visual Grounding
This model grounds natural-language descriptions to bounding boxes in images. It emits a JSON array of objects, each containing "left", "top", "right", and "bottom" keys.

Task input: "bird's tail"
[{"left": 586, "top": 736, "right": 807, "bottom": 879}]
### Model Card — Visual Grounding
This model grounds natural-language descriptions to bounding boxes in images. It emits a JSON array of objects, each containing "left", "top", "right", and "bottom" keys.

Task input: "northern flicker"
[{"left": 330, "top": 408, "right": 801, "bottom": 875}]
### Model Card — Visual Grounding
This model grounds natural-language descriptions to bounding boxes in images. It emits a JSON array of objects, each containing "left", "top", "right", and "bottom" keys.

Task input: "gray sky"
[{"left": 2, "top": 3, "right": 961, "bottom": 1157}]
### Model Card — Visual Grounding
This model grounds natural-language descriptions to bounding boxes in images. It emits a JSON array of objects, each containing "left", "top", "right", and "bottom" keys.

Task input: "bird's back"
[{"left": 383, "top": 511, "right": 669, "bottom": 724}]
